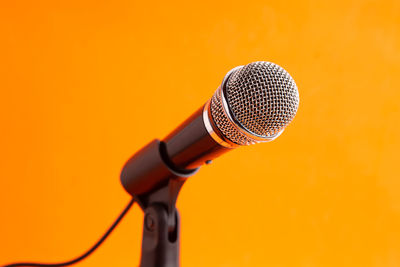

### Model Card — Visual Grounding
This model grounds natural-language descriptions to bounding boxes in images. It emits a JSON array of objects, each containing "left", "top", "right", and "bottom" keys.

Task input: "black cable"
[{"left": 3, "top": 198, "right": 135, "bottom": 267}]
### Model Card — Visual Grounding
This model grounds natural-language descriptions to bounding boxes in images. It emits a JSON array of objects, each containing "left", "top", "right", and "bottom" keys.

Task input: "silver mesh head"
[{"left": 209, "top": 61, "right": 299, "bottom": 146}]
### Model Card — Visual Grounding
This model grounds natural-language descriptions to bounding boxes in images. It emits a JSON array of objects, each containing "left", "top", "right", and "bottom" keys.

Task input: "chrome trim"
[{"left": 202, "top": 99, "right": 238, "bottom": 148}]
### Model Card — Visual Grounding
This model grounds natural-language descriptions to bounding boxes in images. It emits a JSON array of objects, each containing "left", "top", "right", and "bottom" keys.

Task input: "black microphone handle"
[
  {"left": 162, "top": 104, "right": 232, "bottom": 170},
  {"left": 120, "top": 103, "right": 232, "bottom": 198}
]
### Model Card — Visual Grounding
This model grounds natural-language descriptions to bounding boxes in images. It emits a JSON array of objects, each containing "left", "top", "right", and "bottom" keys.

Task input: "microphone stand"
[
  {"left": 134, "top": 178, "right": 185, "bottom": 267},
  {"left": 120, "top": 140, "right": 198, "bottom": 267}
]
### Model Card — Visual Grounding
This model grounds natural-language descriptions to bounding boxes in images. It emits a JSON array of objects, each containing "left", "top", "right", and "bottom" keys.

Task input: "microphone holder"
[
  {"left": 134, "top": 177, "right": 184, "bottom": 267},
  {"left": 120, "top": 140, "right": 199, "bottom": 267}
]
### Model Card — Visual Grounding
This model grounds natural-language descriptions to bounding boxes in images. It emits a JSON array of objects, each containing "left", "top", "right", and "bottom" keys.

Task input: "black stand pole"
[
  {"left": 120, "top": 140, "right": 199, "bottom": 267},
  {"left": 136, "top": 178, "right": 184, "bottom": 267},
  {"left": 141, "top": 204, "right": 180, "bottom": 267}
]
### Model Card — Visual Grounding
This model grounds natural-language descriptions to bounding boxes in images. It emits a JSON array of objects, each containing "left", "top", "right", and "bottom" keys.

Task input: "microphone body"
[
  {"left": 163, "top": 105, "right": 230, "bottom": 170},
  {"left": 119, "top": 104, "right": 225, "bottom": 197},
  {"left": 120, "top": 102, "right": 229, "bottom": 197}
]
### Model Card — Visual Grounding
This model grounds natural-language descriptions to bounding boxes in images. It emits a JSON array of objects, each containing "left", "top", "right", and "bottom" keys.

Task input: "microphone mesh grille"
[
  {"left": 210, "top": 87, "right": 255, "bottom": 145},
  {"left": 210, "top": 61, "right": 299, "bottom": 146}
]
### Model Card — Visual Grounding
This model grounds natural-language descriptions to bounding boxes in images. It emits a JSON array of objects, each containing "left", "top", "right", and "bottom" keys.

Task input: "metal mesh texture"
[
  {"left": 210, "top": 61, "right": 299, "bottom": 146},
  {"left": 210, "top": 87, "right": 257, "bottom": 146}
]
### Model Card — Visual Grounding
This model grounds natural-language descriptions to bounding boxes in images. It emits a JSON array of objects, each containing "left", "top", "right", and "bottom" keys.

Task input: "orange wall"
[{"left": 1, "top": 1, "right": 399, "bottom": 266}]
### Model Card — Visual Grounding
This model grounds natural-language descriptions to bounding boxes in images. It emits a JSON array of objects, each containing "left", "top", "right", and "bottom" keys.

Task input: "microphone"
[
  {"left": 163, "top": 61, "right": 299, "bottom": 170},
  {"left": 121, "top": 61, "right": 299, "bottom": 197},
  {"left": 118, "top": 61, "right": 300, "bottom": 267}
]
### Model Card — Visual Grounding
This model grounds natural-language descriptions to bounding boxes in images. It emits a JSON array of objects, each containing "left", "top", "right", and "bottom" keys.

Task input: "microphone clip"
[{"left": 120, "top": 139, "right": 199, "bottom": 267}]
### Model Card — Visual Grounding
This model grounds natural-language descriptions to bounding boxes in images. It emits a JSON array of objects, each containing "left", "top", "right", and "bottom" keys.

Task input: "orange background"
[{"left": 1, "top": 1, "right": 399, "bottom": 266}]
